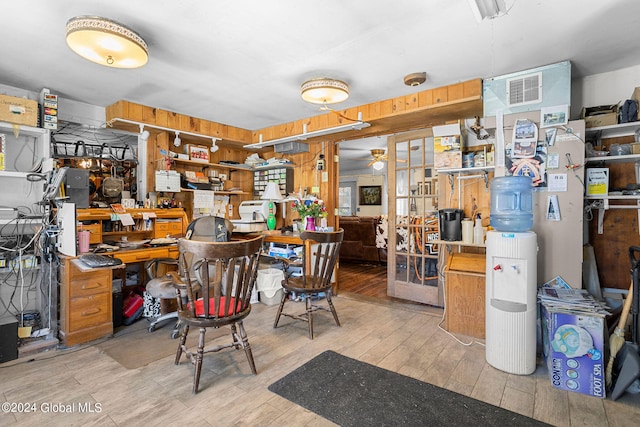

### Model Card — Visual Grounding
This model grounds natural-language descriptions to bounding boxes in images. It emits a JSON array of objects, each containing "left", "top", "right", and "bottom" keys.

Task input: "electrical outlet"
[{"left": 312, "top": 186, "right": 320, "bottom": 193}]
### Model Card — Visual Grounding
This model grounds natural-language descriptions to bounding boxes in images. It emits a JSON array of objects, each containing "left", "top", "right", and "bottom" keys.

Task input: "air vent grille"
[{"left": 506, "top": 72, "right": 542, "bottom": 107}]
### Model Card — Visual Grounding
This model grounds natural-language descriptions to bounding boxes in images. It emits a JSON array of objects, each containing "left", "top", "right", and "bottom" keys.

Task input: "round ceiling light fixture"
[
  {"left": 404, "top": 72, "right": 427, "bottom": 87},
  {"left": 66, "top": 16, "right": 148, "bottom": 68},
  {"left": 301, "top": 78, "right": 349, "bottom": 104},
  {"left": 372, "top": 160, "right": 385, "bottom": 171}
]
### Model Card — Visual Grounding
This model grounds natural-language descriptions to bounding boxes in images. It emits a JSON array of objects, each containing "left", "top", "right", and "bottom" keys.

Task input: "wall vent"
[{"left": 506, "top": 72, "right": 542, "bottom": 107}]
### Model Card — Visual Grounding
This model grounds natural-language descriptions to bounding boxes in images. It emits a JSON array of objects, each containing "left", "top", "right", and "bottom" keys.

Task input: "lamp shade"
[
  {"left": 301, "top": 78, "right": 349, "bottom": 104},
  {"left": 261, "top": 182, "right": 284, "bottom": 200},
  {"left": 66, "top": 16, "right": 148, "bottom": 68}
]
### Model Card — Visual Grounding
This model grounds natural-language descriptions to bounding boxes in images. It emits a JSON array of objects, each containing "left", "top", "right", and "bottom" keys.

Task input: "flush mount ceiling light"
[
  {"left": 66, "top": 16, "right": 148, "bottom": 68},
  {"left": 404, "top": 72, "right": 427, "bottom": 87},
  {"left": 301, "top": 78, "right": 349, "bottom": 105},
  {"left": 468, "top": 0, "right": 507, "bottom": 22}
]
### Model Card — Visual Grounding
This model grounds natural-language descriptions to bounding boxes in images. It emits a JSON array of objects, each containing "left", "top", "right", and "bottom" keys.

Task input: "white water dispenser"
[{"left": 485, "top": 230, "right": 538, "bottom": 375}]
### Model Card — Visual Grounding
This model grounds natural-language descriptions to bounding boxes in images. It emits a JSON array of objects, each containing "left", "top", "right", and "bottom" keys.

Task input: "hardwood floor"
[{"left": 1, "top": 263, "right": 638, "bottom": 426}]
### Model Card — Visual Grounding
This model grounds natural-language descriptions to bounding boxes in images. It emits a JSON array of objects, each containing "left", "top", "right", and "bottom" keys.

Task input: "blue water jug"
[{"left": 490, "top": 176, "right": 533, "bottom": 232}]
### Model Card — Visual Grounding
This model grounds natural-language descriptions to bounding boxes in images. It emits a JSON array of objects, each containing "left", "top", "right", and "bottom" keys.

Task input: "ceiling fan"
[{"left": 366, "top": 149, "right": 410, "bottom": 166}]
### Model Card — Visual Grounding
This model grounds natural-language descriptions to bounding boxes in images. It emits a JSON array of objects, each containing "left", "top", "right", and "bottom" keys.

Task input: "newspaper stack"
[{"left": 538, "top": 276, "right": 611, "bottom": 316}]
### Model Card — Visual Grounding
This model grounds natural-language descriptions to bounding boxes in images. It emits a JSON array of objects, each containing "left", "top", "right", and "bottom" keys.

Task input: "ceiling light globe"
[
  {"left": 66, "top": 16, "right": 148, "bottom": 68},
  {"left": 372, "top": 161, "right": 385, "bottom": 171},
  {"left": 301, "top": 78, "right": 349, "bottom": 104}
]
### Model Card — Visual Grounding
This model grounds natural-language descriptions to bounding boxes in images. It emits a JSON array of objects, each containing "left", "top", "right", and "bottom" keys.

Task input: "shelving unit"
[
  {"left": 170, "top": 158, "right": 254, "bottom": 220},
  {"left": 585, "top": 148, "right": 640, "bottom": 234}
]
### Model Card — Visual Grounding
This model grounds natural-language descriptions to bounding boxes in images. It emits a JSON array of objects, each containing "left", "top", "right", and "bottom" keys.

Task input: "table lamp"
[{"left": 261, "top": 182, "right": 283, "bottom": 230}]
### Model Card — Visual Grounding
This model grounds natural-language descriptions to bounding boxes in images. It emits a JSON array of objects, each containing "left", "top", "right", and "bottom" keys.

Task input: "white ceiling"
[{"left": 1, "top": 0, "right": 639, "bottom": 171}]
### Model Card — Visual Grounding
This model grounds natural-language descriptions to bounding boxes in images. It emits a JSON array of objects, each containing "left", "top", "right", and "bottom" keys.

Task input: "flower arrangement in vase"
[{"left": 291, "top": 198, "right": 327, "bottom": 231}]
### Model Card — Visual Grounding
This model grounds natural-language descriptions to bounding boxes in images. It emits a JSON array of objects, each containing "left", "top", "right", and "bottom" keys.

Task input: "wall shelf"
[
  {"left": 585, "top": 153, "right": 640, "bottom": 164},
  {"left": 585, "top": 195, "right": 640, "bottom": 234},
  {"left": 585, "top": 122, "right": 640, "bottom": 139}
]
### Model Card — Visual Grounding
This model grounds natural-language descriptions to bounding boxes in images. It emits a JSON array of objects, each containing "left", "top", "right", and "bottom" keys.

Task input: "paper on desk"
[{"left": 119, "top": 213, "right": 135, "bottom": 226}]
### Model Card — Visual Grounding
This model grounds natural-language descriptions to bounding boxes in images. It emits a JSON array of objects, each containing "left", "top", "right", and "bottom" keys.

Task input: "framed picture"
[
  {"left": 188, "top": 144, "right": 210, "bottom": 163},
  {"left": 359, "top": 185, "right": 382, "bottom": 206},
  {"left": 540, "top": 105, "right": 569, "bottom": 128}
]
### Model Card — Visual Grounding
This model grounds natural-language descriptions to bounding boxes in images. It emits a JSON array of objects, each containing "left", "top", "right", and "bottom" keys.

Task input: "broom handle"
[{"left": 617, "top": 282, "right": 634, "bottom": 335}]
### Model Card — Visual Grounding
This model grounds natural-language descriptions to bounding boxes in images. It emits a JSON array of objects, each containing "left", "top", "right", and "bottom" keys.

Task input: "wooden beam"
[
  {"left": 105, "top": 78, "right": 482, "bottom": 148},
  {"left": 251, "top": 79, "right": 483, "bottom": 144},
  {"left": 105, "top": 100, "right": 253, "bottom": 147}
]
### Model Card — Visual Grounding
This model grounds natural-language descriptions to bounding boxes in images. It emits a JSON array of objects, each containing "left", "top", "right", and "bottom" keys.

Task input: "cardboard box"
[
  {"left": 434, "top": 151, "right": 462, "bottom": 169},
  {"left": 631, "top": 143, "right": 640, "bottom": 154},
  {"left": 540, "top": 305, "right": 606, "bottom": 398},
  {"left": 434, "top": 135, "right": 461, "bottom": 153},
  {"left": 581, "top": 105, "right": 618, "bottom": 128},
  {"left": 0, "top": 94, "right": 38, "bottom": 127},
  {"left": 586, "top": 168, "right": 609, "bottom": 196}
]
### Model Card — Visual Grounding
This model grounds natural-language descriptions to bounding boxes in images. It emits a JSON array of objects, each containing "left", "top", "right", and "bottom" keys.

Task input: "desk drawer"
[
  {"left": 69, "top": 292, "right": 111, "bottom": 330},
  {"left": 155, "top": 220, "right": 182, "bottom": 238},
  {"left": 69, "top": 269, "right": 111, "bottom": 297},
  {"left": 114, "top": 247, "right": 170, "bottom": 264}
]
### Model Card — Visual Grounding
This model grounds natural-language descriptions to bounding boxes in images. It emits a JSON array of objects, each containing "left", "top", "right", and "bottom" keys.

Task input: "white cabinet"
[
  {"left": 0, "top": 121, "right": 50, "bottom": 177},
  {"left": 0, "top": 122, "right": 50, "bottom": 217}
]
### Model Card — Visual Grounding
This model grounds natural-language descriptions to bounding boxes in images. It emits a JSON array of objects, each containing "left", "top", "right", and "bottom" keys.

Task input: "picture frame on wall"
[{"left": 359, "top": 185, "right": 382, "bottom": 206}]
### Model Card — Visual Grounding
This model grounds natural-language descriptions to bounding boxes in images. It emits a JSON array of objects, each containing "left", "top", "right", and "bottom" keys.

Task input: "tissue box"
[{"left": 540, "top": 305, "right": 605, "bottom": 398}]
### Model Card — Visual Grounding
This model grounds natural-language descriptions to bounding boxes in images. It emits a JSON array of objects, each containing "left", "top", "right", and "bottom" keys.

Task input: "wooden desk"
[{"left": 58, "top": 245, "right": 179, "bottom": 347}]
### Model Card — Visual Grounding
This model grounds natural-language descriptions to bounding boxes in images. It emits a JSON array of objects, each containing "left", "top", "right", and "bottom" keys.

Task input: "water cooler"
[{"left": 485, "top": 230, "right": 537, "bottom": 374}]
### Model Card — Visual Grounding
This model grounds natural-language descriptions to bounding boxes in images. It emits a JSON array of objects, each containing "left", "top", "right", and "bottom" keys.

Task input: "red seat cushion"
[{"left": 192, "top": 296, "right": 242, "bottom": 316}]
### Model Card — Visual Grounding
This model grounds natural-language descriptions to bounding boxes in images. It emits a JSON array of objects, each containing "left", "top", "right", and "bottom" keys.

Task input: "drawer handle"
[
  {"left": 82, "top": 308, "right": 101, "bottom": 317},
  {"left": 81, "top": 283, "right": 102, "bottom": 290}
]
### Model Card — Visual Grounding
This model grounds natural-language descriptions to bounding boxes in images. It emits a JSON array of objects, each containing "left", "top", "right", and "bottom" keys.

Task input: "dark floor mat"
[{"left": 268, "top": 350, "right": 550, "bottom": 427}]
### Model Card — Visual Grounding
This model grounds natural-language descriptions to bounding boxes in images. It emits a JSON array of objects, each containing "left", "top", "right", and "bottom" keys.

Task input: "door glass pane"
[
  {"left": 396, "top": 140, "right": 409, "bottom": 166},
  {"left": 338, "top": 186, "right": 352, "bottom": 216}
]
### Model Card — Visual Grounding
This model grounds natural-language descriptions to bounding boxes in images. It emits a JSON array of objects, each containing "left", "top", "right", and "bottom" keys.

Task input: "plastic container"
[
  {"left": 461, "top": 218, "right": 473, "bottom": 244},
  {"left": 490, "top": 176, "right": 533, "bottom": 232}
]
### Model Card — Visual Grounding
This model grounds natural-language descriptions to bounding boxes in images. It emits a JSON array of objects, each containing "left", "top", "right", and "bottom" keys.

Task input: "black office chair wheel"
[
  {"left": 148, "top": 324, "right": 156, "bottom": 333},
  {"left": 170, "top": 329, "right": 180, "bottom": 339}
]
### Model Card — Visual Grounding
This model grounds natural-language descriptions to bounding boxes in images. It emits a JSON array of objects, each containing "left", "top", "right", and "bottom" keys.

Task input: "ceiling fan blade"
[{"left": 367, "top": 159, "right": 376, "bottom": 167}]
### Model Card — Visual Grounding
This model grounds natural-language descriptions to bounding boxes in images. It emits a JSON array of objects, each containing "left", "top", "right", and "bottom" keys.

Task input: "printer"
[{"left": 231, "top": 200, "right": 270, "bottom": 233}]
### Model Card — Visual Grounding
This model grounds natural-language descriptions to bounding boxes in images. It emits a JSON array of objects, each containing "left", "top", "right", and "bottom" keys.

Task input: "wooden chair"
[
  {"left": 169, "top": 234, "right": 264, "bottom": 393},
  {"left": 144, "top": 216, "right": 234, "bottom": 338},
  {"left": 274, "top": 229, "right": 343, "bottom": 339}
]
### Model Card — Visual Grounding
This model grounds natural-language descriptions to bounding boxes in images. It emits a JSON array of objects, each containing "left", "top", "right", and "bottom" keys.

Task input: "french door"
[{"left": 387, "top": 130, "right": 442, "bottom": 306}]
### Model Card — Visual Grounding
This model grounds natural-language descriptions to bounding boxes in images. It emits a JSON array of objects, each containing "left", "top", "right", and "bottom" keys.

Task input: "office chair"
[
  {"left": 274, "top": 229, "right": 343, "bottom": 339},
  {"left": 144, "top": 215, "right": 234, "bottom": 338},
  {"left": 169, "top": 234, "right": 264, "bottom": 393}
]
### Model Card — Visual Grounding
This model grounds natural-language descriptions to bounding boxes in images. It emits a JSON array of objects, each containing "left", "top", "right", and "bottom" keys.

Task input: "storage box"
[
  {"left": 585, "top": 168, "right": 609, "bottom": 196},
  {"left": 434, "top": 151, "right": 462, "bottom": 169},
  {"left": 0, "top": 94, "right": 38, "bottom": 127},
  {"left": 581, "top": 105, "right": 618, "bottom": 128},
  {"left": 540, "top": 305, "right": 605, "bottom": 398}
]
